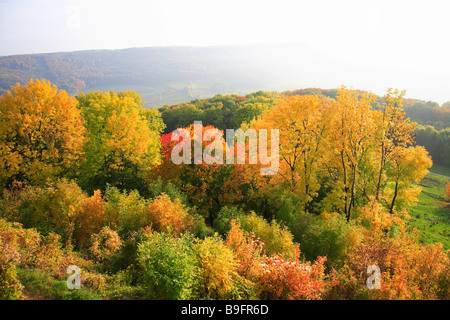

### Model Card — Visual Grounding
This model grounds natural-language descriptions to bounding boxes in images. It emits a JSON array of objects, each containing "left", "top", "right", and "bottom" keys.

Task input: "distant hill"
[
  {"left": 2, "top": 44, "right": 450, "bottom": 113},
  {"left": 0, "top": 44, "right": 326, "bottom": 108}
]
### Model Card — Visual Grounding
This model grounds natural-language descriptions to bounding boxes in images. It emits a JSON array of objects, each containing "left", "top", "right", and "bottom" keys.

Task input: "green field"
[
  {"left": 429, "top": 163, "right": 450, "bottom": 178},
  {"left": 409, "top": 166, "right": 450, "bottom": 249}
]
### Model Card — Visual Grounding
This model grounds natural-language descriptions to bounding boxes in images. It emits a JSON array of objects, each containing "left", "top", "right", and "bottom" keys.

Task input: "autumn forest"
[{"left": 0, "top": 77, "right": 449, "bottom": 301}]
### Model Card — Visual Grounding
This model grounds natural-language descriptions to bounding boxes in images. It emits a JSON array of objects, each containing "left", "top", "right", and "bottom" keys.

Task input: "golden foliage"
[
  {"left": 193, "top": 236, "right": 237, "bottom": 299},
  {"left": 148, "top": 193, "right": 192, "bottom": 236},
  {"left": 75, "top": 190, "right": 106, "bottom": 248},
  {"left": 0, "top": 79, "right": 85, "bottom": 187}
]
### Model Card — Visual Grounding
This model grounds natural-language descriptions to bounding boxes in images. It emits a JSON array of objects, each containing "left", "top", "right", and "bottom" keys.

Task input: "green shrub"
[
  {"left": 213, "top": 206, "right": 244, "bottom": 236},
  {"left": 293, "top": 213, "right": 363, "bottom": 268},
  {"left": 188, "top": 209, "right": 213, "bottom": 239},
  {"left": 107, "top": 228, "right": 150, "bottom": 274},
  {"left": 138, "top": 231, "right": 196, "bottom": 300},
  {"left": 103, "top": 269, "right": 147, "bottom": 300},
  {"left": 18, "top": 179, "right": 87, "bottom": 243},
  {"left": 148, "top": 177, "right": 188, "bottom": 205},
  {"left": 104, "top": 186, "right": 149, "bottom": 235}
]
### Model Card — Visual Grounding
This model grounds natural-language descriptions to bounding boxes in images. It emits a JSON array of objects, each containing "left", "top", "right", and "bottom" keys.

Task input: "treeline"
[
  {"left": 159, "top": 91, "right": 277, "bottom": 133},
  {"left": 403, "top": 99, "right": 450, "bottom": 130},
  {"left": 0, "top": 80, "right": 449, "bottom": 300},
  {"left": 415, "top": 126, "right": 450, "bottom": 167},
  {"left": 404, "top": 99, "right": 450, "bottom": 166},
  {"left": 160, "top": 88, "right": 450, "bottom": 168}
]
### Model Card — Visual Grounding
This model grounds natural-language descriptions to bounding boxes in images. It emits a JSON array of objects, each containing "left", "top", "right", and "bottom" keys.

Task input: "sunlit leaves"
[
  {"left": 193, "top": 236, "right": 237, "bottom": 299},
  {"left": 78, "top": 90, "right": 163, "bottom": 194},
  {"left": 0, "top": 79, "right": 85, "bottom": 187},
  {"left": 138, "top": 231, "right": 196, "bottom": 300},
  {"left": 148, "top": 193, "right": 192, "bottom": 236}
]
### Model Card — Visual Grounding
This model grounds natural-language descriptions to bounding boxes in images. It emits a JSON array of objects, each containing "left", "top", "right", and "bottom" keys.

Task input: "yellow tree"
[
  {"left": 77, "top": 91, "right": 164, "bottom": 194},
  {"left": 0, "top": 79, "right": 85, "bottom": 187},
  {"left": 324, "top": 87, "right": 377, "bottom": 221},
  {"left": 373, "top": 89, "right": 416, "bottom": 201},
  {"left": 386, "top": 146, "right": 432, "bottom": 214},
  {"left": 250, "top": 95, "right": 329, "bottom": 213}
]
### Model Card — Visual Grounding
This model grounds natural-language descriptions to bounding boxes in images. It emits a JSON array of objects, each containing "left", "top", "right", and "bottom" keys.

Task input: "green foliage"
[
  {"left": 104, "top": 186, "right": 149, "bottom": 236},
  {"left": 101, "top": 269, "right": 147, "bottom": 300},
  {"left": 234, "top": 103, "right": 270, "bottom": 128},
  {"left": 78, "top": 90, "right": 163, "bottom": 196},
  {"left": 160, "top": 92, "right": 278, "bottom": 133},
  {"left": 160, "top": 103, "right": 205, "bottom": 132},
  {"left": 17, "top": 179, "right": 87, "bottom": 243},
  {"left": 138, "top": 231, "right": 196, "bottom": 300},
  {"left": 188, "top": 209, "right": 213, "bottom": 239},
  {"left": 409, "top": 173, "right": 450, "bottom": 249},
  {"left": 292, "top": 213, "right": 363, "bottom": 268},
  {"left": 224, "top": 273, "right": 258, "bottom": 300},
  {"left": 414, "top": 125, "right": 450, "bottom": 167},
  {"left": 213, "top": 206, "right": 244, "bottom": 236},
  {"left": 107, "top": 228, "right": 149, "bottom": 274},
  {"left": 148, "top": 176, "right": 188, "bottom": 205}
]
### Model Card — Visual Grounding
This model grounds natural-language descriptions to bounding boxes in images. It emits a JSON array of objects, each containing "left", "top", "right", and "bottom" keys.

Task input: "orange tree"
[{"left": 153, "top": 123, "right": 253, "bottom": 225}]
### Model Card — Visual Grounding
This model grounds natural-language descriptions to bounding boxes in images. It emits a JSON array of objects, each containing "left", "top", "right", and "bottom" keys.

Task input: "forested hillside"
[
  {"left": 1, "top": 80, "right": 448, "bottom": 300},
  {"left": 2, "top": 47, "right": 448, "bottom": 167},
  {"left": 0, "top": 44, "right": 322, "bottom": 107}
]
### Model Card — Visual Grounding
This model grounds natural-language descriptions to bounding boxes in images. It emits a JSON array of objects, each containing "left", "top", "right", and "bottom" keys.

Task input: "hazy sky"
[{"left": 1, "top": 0, "right": 450, "bottom": 103}]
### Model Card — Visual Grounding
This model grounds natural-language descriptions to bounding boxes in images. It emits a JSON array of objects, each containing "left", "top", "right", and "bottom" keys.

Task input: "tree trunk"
[{"left": 389, "top": 181, "right": 399, "bottom": 214}]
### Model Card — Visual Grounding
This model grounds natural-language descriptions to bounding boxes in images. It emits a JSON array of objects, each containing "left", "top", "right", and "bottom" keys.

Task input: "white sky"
[{"left": 1, "top": 0, "right": 450, "bottom": 103}]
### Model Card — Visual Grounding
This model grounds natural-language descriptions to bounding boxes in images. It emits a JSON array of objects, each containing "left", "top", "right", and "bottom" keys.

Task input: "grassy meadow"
[{"left": 409, "top": 165, "right": 450, "bottom": 249}]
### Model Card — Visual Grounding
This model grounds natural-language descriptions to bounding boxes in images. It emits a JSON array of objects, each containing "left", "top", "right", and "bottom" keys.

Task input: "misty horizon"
[{"left": 1, "top": 1, "right": 450, "bottom": 104}]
